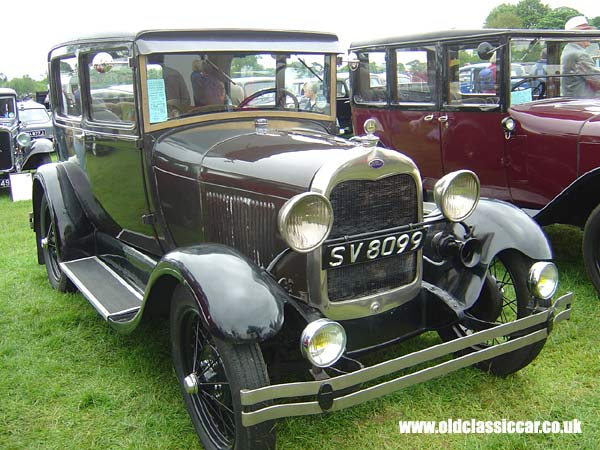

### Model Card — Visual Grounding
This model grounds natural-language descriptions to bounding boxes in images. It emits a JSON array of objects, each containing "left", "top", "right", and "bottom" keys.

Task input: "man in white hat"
[{"left": 560, "top": 16, "right": 600, "bottom": 97}]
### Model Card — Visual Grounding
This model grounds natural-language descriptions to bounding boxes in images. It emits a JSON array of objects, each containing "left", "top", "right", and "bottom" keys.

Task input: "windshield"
[
  {"left": 0, "top": 96, "right": 17, "bottom": 121},
  {"left": 510, "top": 37, "right": 600, "bottom": 104},
  {"left": 19, "top": 107, "right": 49, "bottom": 123},
  {"left": 143, "top": 52, "right": 333, "bottom": 123}
]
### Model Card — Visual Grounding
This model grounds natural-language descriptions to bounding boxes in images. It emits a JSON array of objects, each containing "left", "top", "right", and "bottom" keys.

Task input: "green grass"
[{"left": 1, "top": 191, "right": 598, "bottom": 449}]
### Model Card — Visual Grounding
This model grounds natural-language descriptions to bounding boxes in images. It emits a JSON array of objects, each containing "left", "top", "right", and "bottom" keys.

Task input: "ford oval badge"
[{"left": 369, "top": 159, "right": 384, "bottom": 169}]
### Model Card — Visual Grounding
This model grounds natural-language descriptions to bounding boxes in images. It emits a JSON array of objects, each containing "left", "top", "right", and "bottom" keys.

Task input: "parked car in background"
[
  {"left": 0, "top": 88, "right": 53, "bottom": 189},
  {"left": 350, "top": 28, "right": 600, "bottom": 294},
  {"left": 17, "top": 100, "right": 54, "bottom": 141},
  {"left": 33, "top": 29, "right": 571, "bottom": 450}
]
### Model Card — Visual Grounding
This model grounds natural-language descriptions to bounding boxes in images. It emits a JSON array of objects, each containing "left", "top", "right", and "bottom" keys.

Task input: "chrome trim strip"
[
  {"left": 240, "top": 292, "right": 572, "bottom": 426},
  {"left": 308, "top": 146, "right": 423, "bottom": 320}
]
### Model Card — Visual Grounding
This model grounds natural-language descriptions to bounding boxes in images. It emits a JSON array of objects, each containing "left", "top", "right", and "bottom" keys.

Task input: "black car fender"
[
  {"left": 533, "top": 167, "right": 600, "bottom": 228},
  {"left": 22, "top": 138, "right": 54, "bottom": 170},
  {"left": 425, "top": 198, "right": 553, "bottom": 309},
  {"left": 32, "top": 162, "right": 92, "bottom": 264},
  {"left": 139, "top": 244, "right": 287, "bottom": 342}
]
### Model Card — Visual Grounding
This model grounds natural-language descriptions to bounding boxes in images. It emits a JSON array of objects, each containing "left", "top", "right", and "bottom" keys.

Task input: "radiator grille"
[
  {"left": 204, "top": 191, "right": 276, "bottom": 267},
  {"left": 0, "top": 130, "right": 13, "bottom": 171},
  {"left": 326, "top": 174, "right": 418, "bottom": 302}
]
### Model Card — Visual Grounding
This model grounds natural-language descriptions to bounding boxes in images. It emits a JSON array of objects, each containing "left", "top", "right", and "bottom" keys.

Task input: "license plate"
[
  {"left": 322, "top": 228, "right": 425, "bottom": 269},
  {"left": 27, "top": 130, "right": 45, "bottom": 137},
  {"left": 0, "top": 177, "right": 9, "bottom": 188}
]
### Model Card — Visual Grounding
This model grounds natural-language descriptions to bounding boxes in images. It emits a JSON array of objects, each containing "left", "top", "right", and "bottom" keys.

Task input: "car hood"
[
  {"left": 510, "top": 98, "right": 600, "bottom": 138},
  {"left": 511, "top": 98, "right": 600, "bottom": 121},
  {"left": 154, "top": 122, "right": 356, "bottom": 197}
]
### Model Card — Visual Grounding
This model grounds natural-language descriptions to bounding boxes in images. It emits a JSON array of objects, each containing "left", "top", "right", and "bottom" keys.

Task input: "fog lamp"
[
  {"left": 433, "top": 170, "right": 480, "bottom": 222},
  {"left": 528, "top": 261, "right": 558, "bottom": 300},
  {"left": 300, "top": 319, "right": 346, "bottom": 367},
  {"left": 278, "top": 192, "right": 333, "bottom": 253}
]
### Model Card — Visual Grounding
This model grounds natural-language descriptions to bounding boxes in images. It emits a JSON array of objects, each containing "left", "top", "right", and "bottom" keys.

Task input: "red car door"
[{"left": 440, "top": 42, "right": 510, "bottom": 201}]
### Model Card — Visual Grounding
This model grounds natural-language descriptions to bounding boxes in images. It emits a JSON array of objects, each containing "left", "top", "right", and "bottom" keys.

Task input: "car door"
[
  {"left": 81, "top": 47, "right": 162, "bottom": 255},
  {"left": 439, "top": 40, "right": 511, "bottom": 201},
  {"left": 351, "top": 46, "right": 443, "bottom": 192}
]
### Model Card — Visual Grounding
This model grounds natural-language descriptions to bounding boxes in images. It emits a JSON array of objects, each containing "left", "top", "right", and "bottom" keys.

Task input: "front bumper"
[{"left": 241, "top": 292, "right": 572, "bottom": 427}]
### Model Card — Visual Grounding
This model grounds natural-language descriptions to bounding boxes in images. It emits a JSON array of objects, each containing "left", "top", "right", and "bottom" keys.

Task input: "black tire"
[
  {"left": 170, "top": 284, "right": 275, "bottom": 450},
  {"left": 583, "top": 203, "right": 600, "bottom": 296},
  {"left": 39, "top": 193, "right": 74, "bottom": 292},
  {"left": 438, "top": 250, "right": 548, "bottom": 376}
]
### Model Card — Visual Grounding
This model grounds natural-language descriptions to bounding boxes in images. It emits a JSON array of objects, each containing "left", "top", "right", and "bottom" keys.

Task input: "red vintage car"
[{"left": 349, "top": 28, "right": 600, "bottom": 293}]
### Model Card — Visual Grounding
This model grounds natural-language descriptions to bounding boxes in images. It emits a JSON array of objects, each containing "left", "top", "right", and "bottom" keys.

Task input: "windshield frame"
[{"left": 140, "top": 51, "right": 338, "bottom": 132}]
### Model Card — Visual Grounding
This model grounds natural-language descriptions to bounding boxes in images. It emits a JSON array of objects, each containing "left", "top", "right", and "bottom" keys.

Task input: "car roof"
[
  {"left": 350, "top": 28, "right": 600, "bottom": 49},
  {"left": 18, "top": 100, "right": 46, "bottom": 110},
  {"left": 0, "top": 88, "right": 17, "bottom": 97},
  {"left": 49, "top": 29, "right": 343, "bottom": 59}
]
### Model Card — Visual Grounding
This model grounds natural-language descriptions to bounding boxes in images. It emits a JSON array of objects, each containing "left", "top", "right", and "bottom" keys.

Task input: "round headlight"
[
  {"left": 528, "top": 261, "right": 558, "bottom": 300},
  {"left": 278, "top": 193, "right": 333, "bottom": 253},
  {"left": 300, "top": 319, "right": 346, "bottom": 367},
  {"left": 433, "top": 170, "right": 480, "bottom": 222},
  {"left": 17, "top": 132, "right": 32, "bottom": 148}
]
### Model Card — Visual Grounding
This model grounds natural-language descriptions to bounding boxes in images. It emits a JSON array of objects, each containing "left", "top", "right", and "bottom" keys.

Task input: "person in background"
[
  {"left": 561, "top": 16, "right": 600, "bottom": 97},
  {"left": 299, "top": 81, "right": 320, "bottom": 111}
]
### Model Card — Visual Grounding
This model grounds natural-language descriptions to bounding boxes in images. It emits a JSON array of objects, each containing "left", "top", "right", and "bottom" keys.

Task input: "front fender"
[
  {"left": 465, "top": 198, "right": 553, "bottom": 264},
  {"left": 425, "top": 198, "right": 552, "bottom": 309},
  {"left": 533, "top": 167, "right": 600, "bottom": 228},
  {"left": 22, "top": 138, "right": 54, "bottom": 170},
  {"left": 141, "top": 244, "right": 287, "bottom": 342}
]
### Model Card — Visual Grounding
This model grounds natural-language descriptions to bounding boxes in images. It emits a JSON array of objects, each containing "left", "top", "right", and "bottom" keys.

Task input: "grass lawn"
[{"left": 0, "top": 189, "right": 598, "bottom": 449}]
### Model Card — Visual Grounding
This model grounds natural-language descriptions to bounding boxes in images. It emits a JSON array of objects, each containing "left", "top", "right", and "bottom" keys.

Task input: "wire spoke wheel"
[
  {"left": 438, "top": 250, "right": 549, "bottom": 376},
  {"left": 170, "top": 284, "right": 275, "bottom": 450}
]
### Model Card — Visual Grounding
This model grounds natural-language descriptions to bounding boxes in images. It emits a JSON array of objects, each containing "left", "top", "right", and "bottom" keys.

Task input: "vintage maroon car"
[{"left": 349, "top": 28, "right": 600, "bottom": 294}]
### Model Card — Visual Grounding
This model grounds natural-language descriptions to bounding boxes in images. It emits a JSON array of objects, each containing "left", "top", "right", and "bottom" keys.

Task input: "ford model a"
[
  {"left": 349, "top": 28, "right": 600, "bottom": 295},
  {"left": 0, "top": 88, "right": 53, "bottom": 190},
  {"left": 33, "top": 30, "right": 571, "bottom": 449}
]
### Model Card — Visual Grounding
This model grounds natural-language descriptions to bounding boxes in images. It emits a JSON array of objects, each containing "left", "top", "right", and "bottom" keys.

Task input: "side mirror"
[
  {"left": 477, "top": 42, "right": 495, "bottom": 61},
  {"left": 92, "top": 52, "right": 113, "bottom": 73}
]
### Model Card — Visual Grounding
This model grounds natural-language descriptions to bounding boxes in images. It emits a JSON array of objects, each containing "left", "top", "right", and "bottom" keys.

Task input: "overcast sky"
[{"left": 2, "top": 0, "right": 599, "bottom": 80}]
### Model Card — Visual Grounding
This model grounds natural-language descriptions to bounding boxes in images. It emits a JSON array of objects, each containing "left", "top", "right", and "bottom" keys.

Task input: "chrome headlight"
[
  {"left": 528, "top": 261, "right": 558, "bottom": 300},
  {"left": 278, "top": 192, "right": 333, "bottom": 253},
  {"left": 300, "top": 319, "right": 346, "bottom": 367},
  {"left": 433, "top": 170, "right": 480, "bottom": 222},
  {"left": 17, "top": 132, "right": 32, "bottom": 148}
]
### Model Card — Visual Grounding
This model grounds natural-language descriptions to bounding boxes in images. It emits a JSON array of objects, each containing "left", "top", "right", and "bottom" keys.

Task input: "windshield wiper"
[{"left": 296, "top": 57, "right": 323, "bottom": 82}]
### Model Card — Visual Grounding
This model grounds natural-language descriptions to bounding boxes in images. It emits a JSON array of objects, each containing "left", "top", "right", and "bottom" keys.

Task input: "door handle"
[
  {"left": 423, "top": 114, "right": 435, "bottom": 122},
  {"left": 438, "top": 115, "right": 448, "bottom": 123}
]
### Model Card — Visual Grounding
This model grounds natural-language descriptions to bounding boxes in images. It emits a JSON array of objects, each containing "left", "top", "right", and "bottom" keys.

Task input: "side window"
[
  {"left": 336, "top": 80, "right": 348, "bottom": 98},
  {"left": 56, "top": 56, "right": 81, "bottom": 117},
  {"left": 510, "top": 39, "right": 550, "bottom": 104},
  {"left": 395, "top": 47, "right": 436, "bottom": 103},
  {"left": 446, "top": 43, "right": 501, "bottom": 107},
  {"left": 352, "top": 51, "right": 387, "bottom": 104},
  {"left": 86, "top": 49, "right": 135, "bottom": 124}
]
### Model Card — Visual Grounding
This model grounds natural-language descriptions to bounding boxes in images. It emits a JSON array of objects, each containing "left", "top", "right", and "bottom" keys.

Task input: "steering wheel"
[
  {"left": 238, "top": 88, "right": 299, "bottom": 110},
  {"left": 511, "top": 79, "right": 546, "bottom": 99}
]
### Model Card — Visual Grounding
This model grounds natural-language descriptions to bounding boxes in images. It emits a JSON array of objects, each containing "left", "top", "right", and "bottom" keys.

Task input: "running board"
[{"left": 60, "top": 256, "right": 143, "bottom": 321}]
